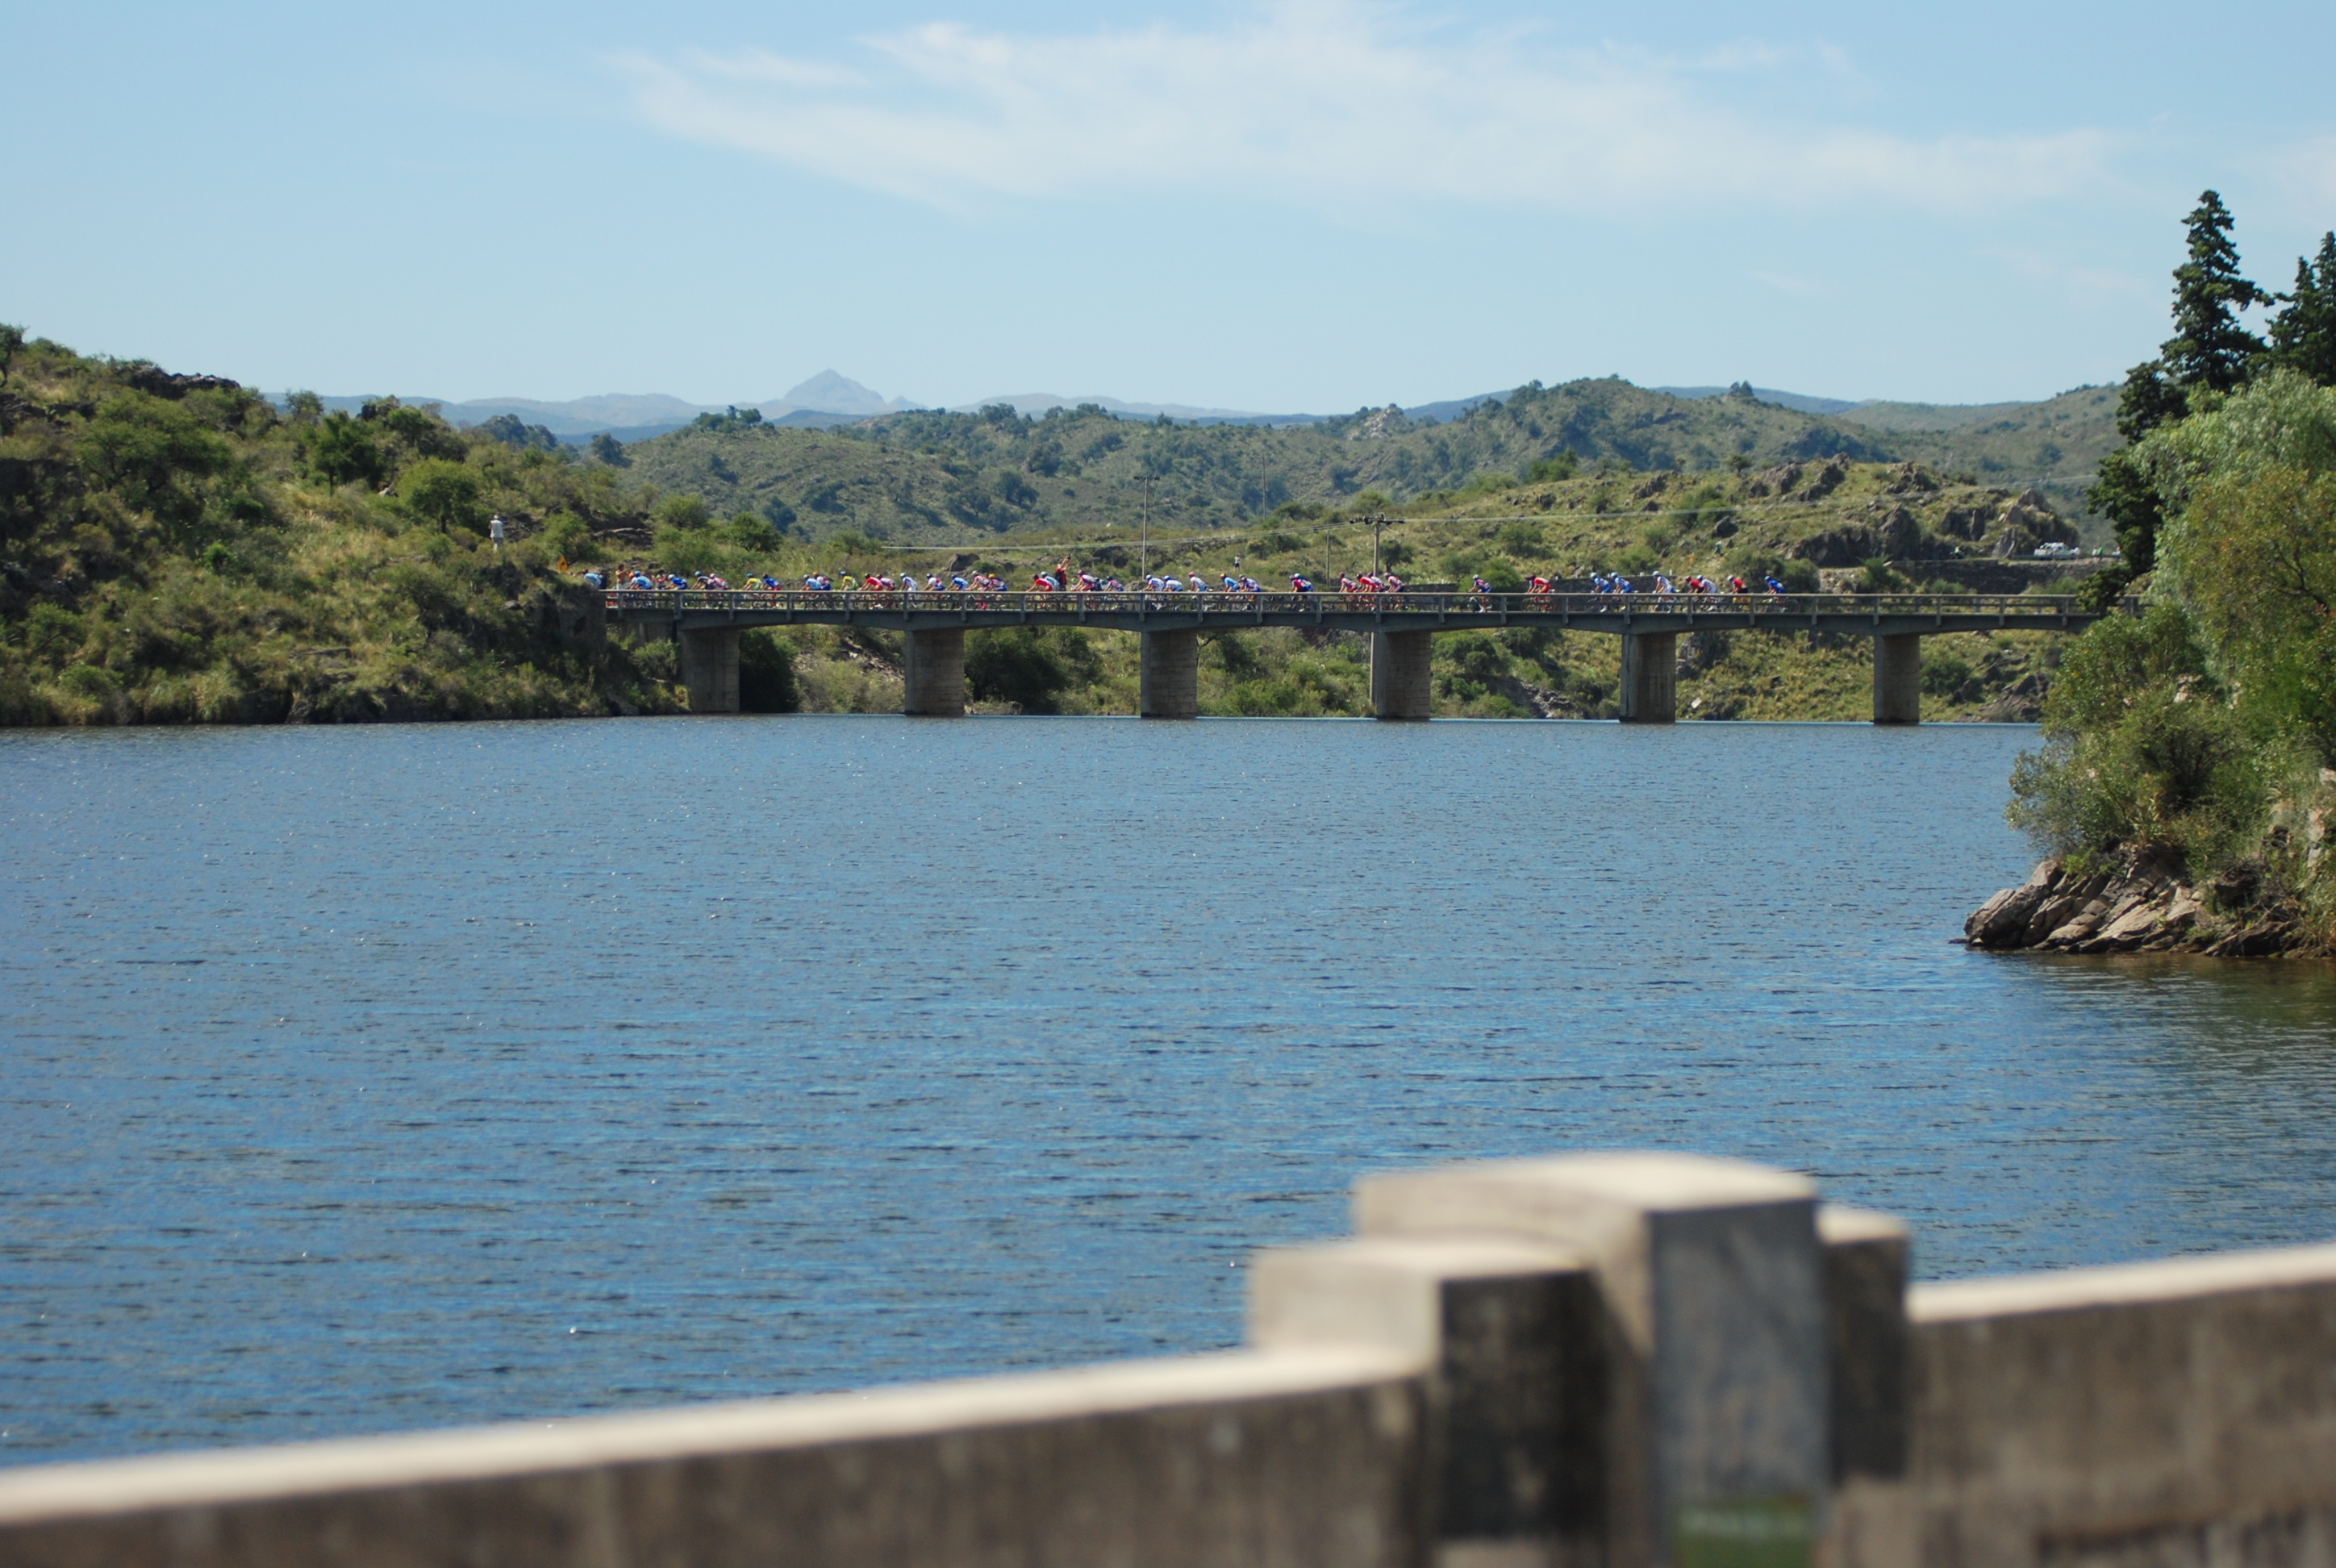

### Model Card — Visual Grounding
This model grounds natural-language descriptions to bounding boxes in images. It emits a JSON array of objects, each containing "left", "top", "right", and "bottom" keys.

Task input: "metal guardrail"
[{"left": 602, "top": 588, "right": 2121, "bottom": 620}]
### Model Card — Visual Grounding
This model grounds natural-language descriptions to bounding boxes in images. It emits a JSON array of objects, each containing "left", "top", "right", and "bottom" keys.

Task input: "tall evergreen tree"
[
  {"left": 2085, "top": 192, "right": 2268, "bottom": 607},
  {"left": 2270, "top": 231, "right": 2336, "bottom": 386},
  {"left": 2158, "top": 190, "right": 2267, "bottom": 394}
]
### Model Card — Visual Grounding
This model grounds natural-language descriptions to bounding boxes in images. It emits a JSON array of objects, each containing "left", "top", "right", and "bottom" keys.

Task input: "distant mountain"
[
  {"left": 294, "top": 377, "right": 2115, "bottom": 475},
  {"left": 953, "top": 390, "right": 1509, "bottom": 427},
  {"left": 432, "top": 394, "right": 714, "bottom": 436},
  {"left": 290, "top": 376, "right": 921, "bottom": 441},
  {"left": 1655, "top": 384, "right": 2121, "bottom": 487},
  {"left": 766, "top": 409, "right": 872, "bottom": 430},
  {"left": 1400, "top": 394, "right": 1504, "bottom": 424},
  {"left": 615, "top": 373, "right": 2122, "bottom": 551},
  {"left": 278, "top": 394, "right": 708, "bottom": 442},
  {"left": 1657, "top": 382, "right": 2116, "bottom": 436},
  {"left": 1658, "top": 386, "right": 1863, "bottom": 416},
  {"left": 1824, "top": 388, "right": 2111, "bottom": 434},
  {"left": 761, "top": 370, "right": 916, "bottom": 420},
  {"left": 957, "top": 392, "right": 1324, "bottom": 427}
]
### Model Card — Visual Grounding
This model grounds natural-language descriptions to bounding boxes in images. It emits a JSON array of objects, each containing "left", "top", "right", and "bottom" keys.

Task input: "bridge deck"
[{"left": 605, "top": 589, "right": 2117, "bottom": 638}]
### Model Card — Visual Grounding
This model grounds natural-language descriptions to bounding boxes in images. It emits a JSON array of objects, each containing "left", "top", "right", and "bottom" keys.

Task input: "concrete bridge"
[{"left": 605, "top": 589, "right": 2123, "bottom": 723}]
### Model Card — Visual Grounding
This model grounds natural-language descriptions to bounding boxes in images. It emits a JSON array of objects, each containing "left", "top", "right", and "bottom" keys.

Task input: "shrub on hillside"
[{"left": 2009, "top": 605, "right": 2265, "bottom": 870}]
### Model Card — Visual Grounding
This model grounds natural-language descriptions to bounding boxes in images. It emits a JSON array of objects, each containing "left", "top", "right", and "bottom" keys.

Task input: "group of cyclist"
[
  {"left": 1560, "top": 571, "right": 1788, "bottom": 596},
  {"left": 588, "top": 561, "right": 1319, "bottom": 598},
  {"left": 588, "top": 561, "right": 1795, "bottom": 602}
]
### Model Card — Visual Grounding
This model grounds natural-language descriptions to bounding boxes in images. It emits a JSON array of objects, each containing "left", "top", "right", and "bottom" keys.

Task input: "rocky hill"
[{"left": 614, "top": 379, "right": 2115, "bottom": 551}]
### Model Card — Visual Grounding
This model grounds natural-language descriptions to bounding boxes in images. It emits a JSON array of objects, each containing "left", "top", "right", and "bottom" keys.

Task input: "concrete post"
[
  {"left": 1371, "top": 632, "right": 1435, "bottom": 721},
  {"left": 1872, "top": 634, "right": 1921, "bottom": 726},
  {"left": 1817, "top": 1205, "right": 1911, "bottom": 1485},
  {"left": 1355, "top": 1153, "right": 1831, "bottom": 1568},
  {"left": 903, "top": 628, "right": 966, "bottom": 716},
  {"left": 1619, "top": 633, "right": 1677, "bottom": 724},
  {"left": 1141, "top": 629, "right": 1199, "bottom": 719},
  {"left": 1251, "top": 1237, "right": 1605, "bottom": 1566},
  {"left": 679, "top": 627, "right": 740, "bottom": 714}
]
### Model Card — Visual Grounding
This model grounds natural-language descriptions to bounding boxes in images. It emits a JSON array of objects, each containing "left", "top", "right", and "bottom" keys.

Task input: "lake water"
[{"left": 6, "top": 716, "right": 2336, "bottom": 1466}]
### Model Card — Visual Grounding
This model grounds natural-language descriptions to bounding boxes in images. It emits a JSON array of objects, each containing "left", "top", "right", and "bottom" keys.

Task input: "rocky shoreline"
[{"left": 1963, "top": 853, "right": 2321, "bottom": 957}]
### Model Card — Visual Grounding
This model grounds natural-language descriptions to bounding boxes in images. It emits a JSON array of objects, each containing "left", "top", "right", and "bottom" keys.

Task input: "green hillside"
[
  {"left": 616, "top": 379, "right": 2117, "bottom": 551},
  {"left": 0, "top": 335, "right": 685, "bottom": 724},
  {"left": 1832, "top": 386, "right": 2118, "bottom": 525}
]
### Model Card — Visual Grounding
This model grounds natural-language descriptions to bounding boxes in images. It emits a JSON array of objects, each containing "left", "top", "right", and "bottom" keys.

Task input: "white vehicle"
[{"left": 2032, "top": 540, "right": 2080, "bottom": 558}]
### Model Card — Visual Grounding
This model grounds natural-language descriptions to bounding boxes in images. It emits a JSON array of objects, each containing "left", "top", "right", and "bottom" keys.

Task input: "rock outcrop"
[
  {"left": 119, "top": 364, "right": 242, "bottom": 399},
  {"left": 1975, "top": 672, "right": 2049, "bottom": 723},
  {"left": 1486, "top": 674, "right": 1579, "bottom": 718},
  {"left": 1964, "top": 853, "right": 2318, "bottom": 957},
  {"left": 1989, "top": 489, "right": 2079, "bottom": 557}
]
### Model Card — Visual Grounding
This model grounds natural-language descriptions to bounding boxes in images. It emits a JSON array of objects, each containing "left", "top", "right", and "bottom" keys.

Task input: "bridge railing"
[{"left": 599, "top": 588, "right": 2117, "bottom": 619}]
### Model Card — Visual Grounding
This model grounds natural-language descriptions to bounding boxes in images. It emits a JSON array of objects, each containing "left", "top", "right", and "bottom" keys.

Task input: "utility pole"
[
  {"left": 1374, "top": 514, "right": 1383, "bottom": 574},
  {"left": 1141, "top": 475, "right": 1152, "bottom": 581}
]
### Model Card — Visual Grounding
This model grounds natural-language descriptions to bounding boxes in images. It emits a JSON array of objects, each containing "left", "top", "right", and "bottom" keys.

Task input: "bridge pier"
[
  {"left": 1618, "top": 632, "right": 1676, "bottom": 724},
  {"left": 1141, "top": 629, "right": 1199, "bottom": 719},
  {"left": 680, "top": 628, "right": 740, "bottom": 714},
  {"left": 903, "top": 628, "right": 966, "bottom": 716},
  {"left": 1370, "top": 632, "right": 1434, "bottom": 720},
  {"left": 1873, "top": 634, "right": 1921, "bottom": 725}
]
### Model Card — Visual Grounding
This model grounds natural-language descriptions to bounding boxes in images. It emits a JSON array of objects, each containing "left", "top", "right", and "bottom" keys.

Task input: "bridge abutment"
[
  {"left": 1873, "top": 634, "right": 1921, "bottom": 725},
  {"left": 1141, "top": 630, "right": 1199, "bottom": 719},
  {"left": 680, "top": 628, "right": 740, "bottom": 714},
  {"left": 1370, "top": 632, "right": 1435, "bottom": 720},
  {"left": 904, "top": 628, "right": 966, "bottom": 716},
  {"left": 1619, "top": 632, "right": 1677, "bottom": 724}
]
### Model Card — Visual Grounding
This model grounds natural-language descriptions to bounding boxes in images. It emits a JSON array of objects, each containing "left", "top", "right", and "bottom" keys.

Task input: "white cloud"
[
  {"left": 1982, "top": 248, "right": 2158, "bottom": 307},
  {"left": 615, "top": 1, "right": 2115, "bottom": 217},
  {"left": 2270, "top": 136, "right": 2336, "bottom": 218}
]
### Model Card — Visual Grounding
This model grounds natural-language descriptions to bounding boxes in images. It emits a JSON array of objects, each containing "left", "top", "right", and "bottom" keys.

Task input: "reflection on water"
[{"left": 3, "top": 717, "right": 2334, "bottom": 1463}]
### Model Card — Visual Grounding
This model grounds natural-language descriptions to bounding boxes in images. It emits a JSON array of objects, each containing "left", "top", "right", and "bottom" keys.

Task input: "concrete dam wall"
[{"left": 3, "top": 1150, "right": 2331, "bottom": 1568}]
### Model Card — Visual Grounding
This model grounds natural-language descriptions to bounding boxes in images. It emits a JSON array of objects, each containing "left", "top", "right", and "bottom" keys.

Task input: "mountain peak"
[{"left": 765, "top": 370, "right": 911, "bottom": 417}]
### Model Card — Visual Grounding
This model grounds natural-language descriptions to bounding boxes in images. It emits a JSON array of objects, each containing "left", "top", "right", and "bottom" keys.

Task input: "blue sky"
[{"left": 6, "top": 1, "right": 2334, "bottom": 410}]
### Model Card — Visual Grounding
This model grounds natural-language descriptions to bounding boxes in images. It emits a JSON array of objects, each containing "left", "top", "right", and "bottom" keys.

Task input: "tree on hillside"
[
  {"left": 2271, "top": 231, "right": 2336, "bottom": 387},
  {"left": 307, "top": 410, "right": 385, "bottom": 490},
  {"left": 0, "top": 323, "right": 24, "bottom": 386},
  {"left": 77, "top": 392, "right": 235, "bottom": 541},
  {"left": 401, "top": 460, "right": 485, "bottom": 531}
]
